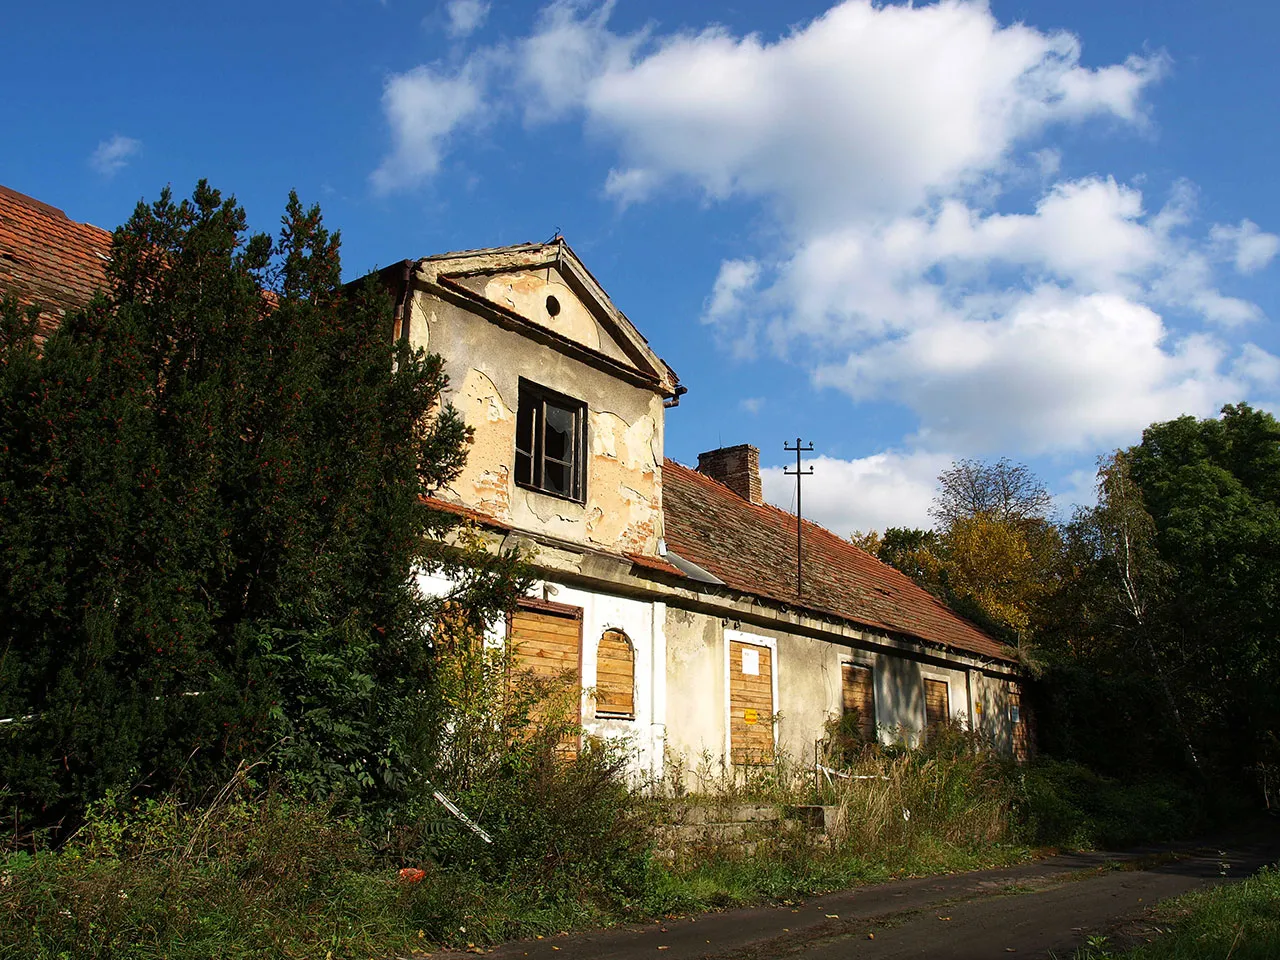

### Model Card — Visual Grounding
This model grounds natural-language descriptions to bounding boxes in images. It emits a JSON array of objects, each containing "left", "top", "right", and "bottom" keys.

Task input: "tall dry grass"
[{"left": 827, "top": 751, "right": 1013, "bottom": 852}]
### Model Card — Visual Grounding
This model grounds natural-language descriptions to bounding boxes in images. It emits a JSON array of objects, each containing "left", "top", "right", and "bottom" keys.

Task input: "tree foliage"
[
  {"left": 859, "top": 461, "right": 1061, "bottom": 654},
  {"left": 930, "top": 457, "right": 1053, "bottom": 527},
  {"left": 1042, "top": 405, "right": 1279, "bottom": 786},
  {"left": 0, "top": 183, "right": 528, "bottom": 832},
  {"left": 858, "top": 428, "right": 1280, "bottom": 793},
  {"left": 1124, "top": 404, "right": 1280, "bottom": 780}
]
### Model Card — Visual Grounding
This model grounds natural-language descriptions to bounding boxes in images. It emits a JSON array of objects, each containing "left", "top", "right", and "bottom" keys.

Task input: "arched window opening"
[{"left": 595, "top": 629, "right": 635, "bottom": 719}]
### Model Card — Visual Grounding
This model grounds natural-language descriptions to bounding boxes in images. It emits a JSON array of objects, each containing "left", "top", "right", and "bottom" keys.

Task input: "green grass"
[
  {"left": 0, "top": 749, "right": 1213, "bottom": 959},
  {"left": 641, "top": 841, "right": 1031, "bottom": 914},
  {"left": 1073, "top": 864, "right": 1280, "bottom": 960}
]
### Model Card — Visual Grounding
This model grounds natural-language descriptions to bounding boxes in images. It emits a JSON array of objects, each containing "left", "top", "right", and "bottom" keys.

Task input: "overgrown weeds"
[{"left": 0, "top": 657, "right": 1219, "bottom": 959}]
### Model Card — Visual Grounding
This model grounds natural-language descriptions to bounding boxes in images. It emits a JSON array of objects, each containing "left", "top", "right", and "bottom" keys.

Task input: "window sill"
[{"left": 515, "top": 480, "right": 587, "bottom": 507}]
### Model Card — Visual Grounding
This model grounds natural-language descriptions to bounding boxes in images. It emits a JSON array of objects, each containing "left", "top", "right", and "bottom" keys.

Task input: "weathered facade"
[
  {"left": 379, "top": 238, "right": 1028, "bottom": 784},
  {"left": 0, "top": 183, "right": 1029, "bottom": 786}
]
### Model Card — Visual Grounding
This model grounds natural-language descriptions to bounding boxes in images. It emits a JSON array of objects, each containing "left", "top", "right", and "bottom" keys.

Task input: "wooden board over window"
[
  {"left": 508, "top": 600, "right": 582, "bottom": 759},
  {"left": 595, "top": 629, "right": 635, "bottom": 719},
  {"left": 924, "top": 678, "right": 950, "bottom": 735},
  {"left": 841, "top": 663, "right": 876, "bottom": 743},
  {"left": 1010, "top": 688, "right": 1029, "bottom": 762},
  {"left": 729, "top": 638, "right": 774, "bottom": 765}
]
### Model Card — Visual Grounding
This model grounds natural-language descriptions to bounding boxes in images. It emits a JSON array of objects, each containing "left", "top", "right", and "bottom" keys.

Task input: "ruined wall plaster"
[
  {"left": 412, "top": 273, "right": 665, "bottom": 557},
  {"left": 448, "top": 268, "right": 634, "bottom": 366}
]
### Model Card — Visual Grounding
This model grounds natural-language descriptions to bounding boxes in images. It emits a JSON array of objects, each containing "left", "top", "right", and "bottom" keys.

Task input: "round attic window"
[{"left": 546, "top": 295, "right": 561, "bottom": 317}]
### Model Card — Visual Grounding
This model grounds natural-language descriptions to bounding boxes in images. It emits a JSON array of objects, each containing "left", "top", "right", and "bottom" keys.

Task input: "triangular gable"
[{"left": 410, "top": 240, "right": 682, "bottom": 399}]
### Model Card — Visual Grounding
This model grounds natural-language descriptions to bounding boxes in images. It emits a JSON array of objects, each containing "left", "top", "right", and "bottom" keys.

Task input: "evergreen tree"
[{"left": 0, "top": 183, "right": 527, "bottom": 831}]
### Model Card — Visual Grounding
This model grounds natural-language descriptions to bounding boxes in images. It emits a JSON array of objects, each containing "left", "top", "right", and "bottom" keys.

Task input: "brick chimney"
[{"left": 697, "top": 444, "right": 763, "bottom": 505}]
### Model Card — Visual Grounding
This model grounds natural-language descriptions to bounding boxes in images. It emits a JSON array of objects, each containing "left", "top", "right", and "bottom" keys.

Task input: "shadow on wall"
[
  {"left": 877, "top": 660, "right": 926, "bottom": 747},
  {"left": 979, "top": 680, "right": 1014, "bottom": 753}
]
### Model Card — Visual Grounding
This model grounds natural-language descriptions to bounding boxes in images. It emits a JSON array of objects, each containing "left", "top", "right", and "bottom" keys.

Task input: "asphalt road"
[{"left": 434, "top": 827, "right": 1280, "bottom": 960}]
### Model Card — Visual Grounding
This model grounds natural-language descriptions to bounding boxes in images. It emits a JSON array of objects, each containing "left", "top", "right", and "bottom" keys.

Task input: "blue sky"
[{"left": 4, "top": 0, "right": 1278, "bottom": 534}]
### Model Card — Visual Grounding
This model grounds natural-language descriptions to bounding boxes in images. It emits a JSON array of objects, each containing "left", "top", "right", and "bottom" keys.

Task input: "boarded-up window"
[
  {"left": 924, "top": 678, "right": 950, "bottom": 735},
  {"left": 1010, "top": 689, "right": 1029, "bottom": 762},
  {"left": 508, "top": 601, "right": 582, "bottom": 759},
  {"left": 595, "top": 629, "right": 635, "bottom": 719},
  {"left": 841, "top": 663, "right": 876, "bottom": 743},
  {"left": 730, "top": 639, "right": 774, "bottom": 765}
]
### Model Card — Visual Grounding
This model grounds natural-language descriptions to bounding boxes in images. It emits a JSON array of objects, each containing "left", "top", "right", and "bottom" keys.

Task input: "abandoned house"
[{"left": 0, "top": 183, "right": 1029, "bottom": 785}]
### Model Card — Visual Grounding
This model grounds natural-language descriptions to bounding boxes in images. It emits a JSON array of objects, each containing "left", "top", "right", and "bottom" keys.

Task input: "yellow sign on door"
[{"left": 743, "top": 708, "right": 758, "bottom": 725}]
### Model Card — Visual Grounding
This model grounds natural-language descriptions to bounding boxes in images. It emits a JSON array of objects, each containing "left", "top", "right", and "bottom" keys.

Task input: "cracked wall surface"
[{"left": 411, "top": 270, "right": 666, "bottom": 557}]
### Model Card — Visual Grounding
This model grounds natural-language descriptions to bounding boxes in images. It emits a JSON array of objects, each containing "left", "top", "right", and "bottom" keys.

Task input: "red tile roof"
[
  {"left": 421, "top": 495, "right": 514, "bottom": 531},
  {"left": 662, "top": 459, "right": 1015, "bottom": 663},
  {"left": 0, "top": 185, "right": 112, "bottom": 337}
]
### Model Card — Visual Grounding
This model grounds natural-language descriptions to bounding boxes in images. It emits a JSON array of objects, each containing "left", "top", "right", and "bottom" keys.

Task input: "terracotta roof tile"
[
  {"left": 662, "top": 459, "right": 1015, "bottom": 663},
  {"left": 625, "top": 551, "right": 684, "bottom": 577},
  {"left": 0, "top": 185, "right": 112, "bottom": 338},
  {"left": 421, "top": 495, "right": 514, "bottom": 532}
]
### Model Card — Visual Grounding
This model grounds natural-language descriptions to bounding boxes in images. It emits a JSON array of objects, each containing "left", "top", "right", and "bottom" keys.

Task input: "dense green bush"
[
  {"left": 1015, "top": 758, "right": 1204, "bottom": 849},
  {"left": 0, "top": 734, "right": 654, "bottom": 959}
]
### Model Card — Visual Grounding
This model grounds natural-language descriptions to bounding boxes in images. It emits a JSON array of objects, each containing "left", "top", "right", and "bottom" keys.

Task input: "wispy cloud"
[
  {"left": 444, "top": 0, "right": 490, "bottom": 38},
  {"left": 370, "top": 62, "right": 487, "bottom": 193},
  {"left": 89, "top": 134, "right": 141, "bottom": 177}
]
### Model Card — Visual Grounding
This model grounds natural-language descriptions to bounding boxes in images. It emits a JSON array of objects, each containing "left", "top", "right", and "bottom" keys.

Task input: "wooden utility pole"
[{"left": 784, "top": 438, "right": 814, "bottom": 597}]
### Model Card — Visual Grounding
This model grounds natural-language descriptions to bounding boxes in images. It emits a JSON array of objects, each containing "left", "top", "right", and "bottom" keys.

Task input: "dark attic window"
[{"left": 515, "top": 379, "right": 587, "bottom": 502}]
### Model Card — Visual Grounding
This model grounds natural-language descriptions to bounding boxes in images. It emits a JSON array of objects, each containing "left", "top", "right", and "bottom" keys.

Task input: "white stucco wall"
[
  {"left": 420, "top": 568, "right": 1019, "bottom": 790},
  {"left": 540, "top": 580, "right": 666, "bottom": 783},
  {"left": 416, "top": 570, "right": 667, "bottom": 783}
]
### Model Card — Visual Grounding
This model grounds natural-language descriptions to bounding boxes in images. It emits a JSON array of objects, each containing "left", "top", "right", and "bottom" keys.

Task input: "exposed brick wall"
[{"left": 697, "top": 444, "right": 762, "bottom": 505}]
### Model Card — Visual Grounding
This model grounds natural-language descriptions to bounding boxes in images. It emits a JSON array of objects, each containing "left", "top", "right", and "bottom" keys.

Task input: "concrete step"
[{"left": 664, "top": 802, "right": 785, "bottom": 825}]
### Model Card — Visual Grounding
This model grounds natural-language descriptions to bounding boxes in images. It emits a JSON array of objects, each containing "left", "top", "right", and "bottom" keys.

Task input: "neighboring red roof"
[
  {"left": 0, "top": 185, "right": 112, "bottom": 336},
  {"left": 624, "top": 551, "right": 684, "bottom": 578},
  {"left": 421, "top": 495, "right": 514, "bottom": 532},
  {"left": 662, "top": 459, "right": 1015, "bottom": 663}
]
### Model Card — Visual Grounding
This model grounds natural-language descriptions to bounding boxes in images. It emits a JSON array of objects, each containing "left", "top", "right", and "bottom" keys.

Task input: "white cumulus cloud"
[
  {"left": 89, "top": 134, "right": 141, "bottom": 177},
  {"left": 1211, "top": 219, "right": 1280, "bottom": 275},
  {"left": 578, "top": 1, "right": 1163, "bottom": 230},
  {"left": 370, "top": 0, "right": 1276, "bottom": 479},
  {"left": 761, "top": 451, "right": 952, "bottom": 535}
]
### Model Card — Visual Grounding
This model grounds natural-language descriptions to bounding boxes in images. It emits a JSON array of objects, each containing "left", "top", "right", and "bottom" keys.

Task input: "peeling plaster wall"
[
  {"left": 662, "top": 607, "right": 997, "bottom": 785},
  {"left": 973, "top": 672, "right": 1017, "bottom": 754},
  {"left": 664, "top": 607, "right": 726, "bottom": 777},
  {"left": 542, "top": 580, "right": 666, "bottom": 783},
  {"left": 420, "top": 565, "right": 1017, "bottom": 787},
  {"left": 416, "top": 571, "right": 668, "bottom": 783},
  {"left": 874, "top": 657, "right": 974, "bottom": 748},
  {"left": 410, "top": 279, "right": 666, "bottom": 557},
  {"left": 452, "top": 267, "right": 633, "bottom": 366}
]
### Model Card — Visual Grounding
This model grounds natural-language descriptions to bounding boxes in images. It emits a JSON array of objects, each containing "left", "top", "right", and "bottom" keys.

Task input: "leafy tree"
[
  {"left": 878, "top": 527, "right": 945, "bottom": 590},
  {"left": 1124, "top": 403, "right": 1280, "bottom": 782},
  {"left": 1045, "top": 405, "right": 1280, "bottom": 788},
  {"left": 926, "top": 460, "right": 1062, "bottom": 656},
  {"left": 930, "top": 457, "right": 1053, "bottom": 528},
  {"left": 1054, "top": 454, "right": 1201, "bottom": 775},
  {"left": 0, "top": 183, "right": 528, "bottom": 832},
  {"left": 941, "top": 513, "right": 1053, "bottom": 641},
  {"left": 857, "top": 461, "right": 1062, "bottom": 658}
]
